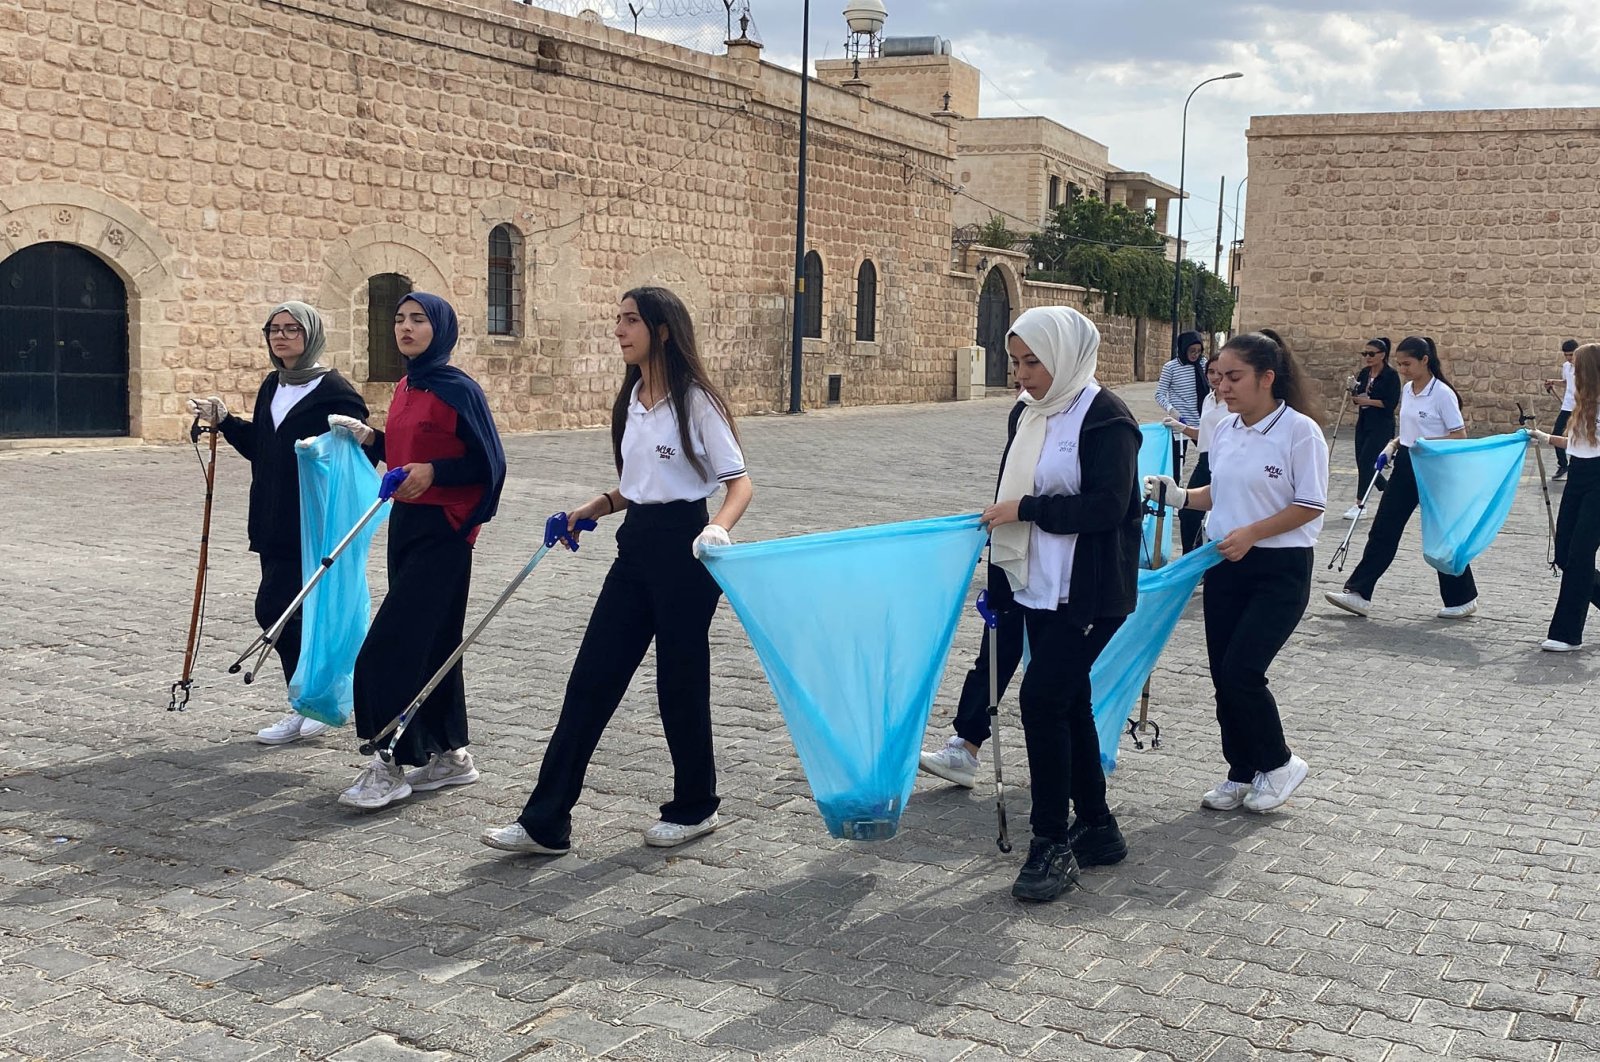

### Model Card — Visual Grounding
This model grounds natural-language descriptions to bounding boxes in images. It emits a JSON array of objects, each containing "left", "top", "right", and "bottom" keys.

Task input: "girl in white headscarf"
[{"left": 977, "top": 306, "right": 1143, "bottom": 904}]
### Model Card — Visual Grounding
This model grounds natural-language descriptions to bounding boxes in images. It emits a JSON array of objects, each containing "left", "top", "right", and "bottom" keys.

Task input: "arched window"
[
  {"left": 367, "top": 272, "right": 413, "bottom": 383},
  {"left": 487, "top": 224, "right": 522, "bottom": 336},
  {"left": 801, "top": 250, "right": 823, "bottom": 339},
  {"left": 854, "top": 259, "right": 877, "bottom": 342}
]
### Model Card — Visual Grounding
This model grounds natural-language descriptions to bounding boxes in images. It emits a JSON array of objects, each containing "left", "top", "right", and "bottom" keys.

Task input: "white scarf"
[{"left": 991, "top": 306, "right": 1101, "bottom": 591}]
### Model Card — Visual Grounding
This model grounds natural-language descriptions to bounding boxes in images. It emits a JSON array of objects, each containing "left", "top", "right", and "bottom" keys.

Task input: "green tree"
[{"left": 975, "top": 214, "right": 1018, "bottom": 250}]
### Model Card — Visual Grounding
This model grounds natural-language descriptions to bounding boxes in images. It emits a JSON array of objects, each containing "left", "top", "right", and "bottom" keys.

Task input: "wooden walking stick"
[
  {"left": 170, "top": 413, "right": 219, "bottom": 711},
  {"left": 1127, "top": 483, "right": 1166, "bottom": 750}
]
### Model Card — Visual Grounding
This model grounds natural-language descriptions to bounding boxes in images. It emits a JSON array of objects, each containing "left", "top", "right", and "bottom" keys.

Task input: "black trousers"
[
  {"left": 254, "top": 553, "right": 304, "bottom": 684},
  {"left": 518, "top": 500, "right": 722, "bottom": 848},
  {"left": 1179, "top": 451, "right": 1211, "bottom": 554},
  {"left": 1552, "top": 411, "right": 1571, "bottom": 473},
  {"left": 352, "top": 505, "right": 473, "bottom": 767},
  {"left": 1017, "top": 609, "right": 1122, "bottom": 842},
  {"left": 1353, "top": 420, "right": 1392, "bottom": 500},
  {"left": 1549, "top": 455, "right": 1600, "bottom": 645},
  {"left": 949, "top": 606, "right": 1025, "bottom": 748},
  {"left": 1202, "top": 547, "right": 1309, "bottom": 782},
  {"left": 1344, "top": 447, "right": 1478, "bottom": 607}
]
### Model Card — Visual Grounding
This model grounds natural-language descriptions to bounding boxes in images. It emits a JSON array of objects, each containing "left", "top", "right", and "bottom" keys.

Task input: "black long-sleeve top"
[{"left": 1354, "top": 364, "right": 1402, "bottom": 433}]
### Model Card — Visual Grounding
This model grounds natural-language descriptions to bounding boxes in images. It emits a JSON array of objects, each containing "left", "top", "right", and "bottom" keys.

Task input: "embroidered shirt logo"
[
  {"left": 655, "top": 444, "right": 677, "bottom": 460},
  {"left": 1263, "top": 464, "right": 1284, "bottom": 479}
]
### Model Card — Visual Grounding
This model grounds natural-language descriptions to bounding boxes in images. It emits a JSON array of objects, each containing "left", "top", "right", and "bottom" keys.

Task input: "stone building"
[
  {"left": 1237, "top": 107, "right": 1600, "bottom": 429},
  {"left": 0, "top": 0, "right": 1171, "bottom": 442}
]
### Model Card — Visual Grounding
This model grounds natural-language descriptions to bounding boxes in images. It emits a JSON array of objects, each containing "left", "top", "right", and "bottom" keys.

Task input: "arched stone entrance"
[
  {"left": 0, "top": 242, "right": 128, "bottom": 437},
  {"left": 976, "top": 266, "right": 1015, "bottom": 388}
]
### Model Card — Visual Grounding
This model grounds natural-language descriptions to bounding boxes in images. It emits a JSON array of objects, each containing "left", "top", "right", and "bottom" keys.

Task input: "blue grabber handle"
[
  {"left": 378, "top": 467, "right": 409, "bottom": 500},
  {"left": 1373, "top": 451, "right": 1390, "bottom": 474},
  {"left": 544, "top": 511, "right": 599, "bottom": 552},
  {"left": 975, "top": 589, "right": 999, "bottom": 630}
]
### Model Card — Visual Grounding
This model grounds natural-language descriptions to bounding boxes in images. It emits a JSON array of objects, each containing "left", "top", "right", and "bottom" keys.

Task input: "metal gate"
[
  {"left": 976, "top": 268, "right": 1012, "bottom": 388},
  {"left": 0, "top": 242, "right": 129, "bottom": 437}
]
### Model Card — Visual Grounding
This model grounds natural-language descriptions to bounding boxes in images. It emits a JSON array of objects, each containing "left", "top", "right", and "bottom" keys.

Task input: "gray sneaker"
[
  {"left": 480, "top": 823, "right": 568, "bottom": 855},
  {"left": 405, "top": 749, "right": 479, "bottom": 791},
  {"left": 918, "top": 736, "right": 979, "bottom": 788}
]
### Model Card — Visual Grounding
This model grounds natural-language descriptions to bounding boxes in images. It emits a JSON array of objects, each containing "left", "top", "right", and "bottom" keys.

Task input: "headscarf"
[
  {"left": 395, "top": 292, "right": 508, "bottom": 536},
  {"left": 262, "top": 301, "right": 330, "bottom": 386},
  {"left": 1175, "top": 329, "right": 1207, "bottom": 408},
  {"left": 991, "top": 306, "right": 1101, "bottom": 590}
]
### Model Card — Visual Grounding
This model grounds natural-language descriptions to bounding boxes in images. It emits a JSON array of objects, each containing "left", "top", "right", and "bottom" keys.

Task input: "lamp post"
[
  {"left": 787, "top": 0, "right": 813, "bottom": 413},
  {"left": 1167, "top": 71, "right": 1242, "bottom": 355}
]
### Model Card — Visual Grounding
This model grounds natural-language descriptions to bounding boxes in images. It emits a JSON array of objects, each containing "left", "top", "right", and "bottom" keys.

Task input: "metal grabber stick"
[
  {"left": 359, "top": 511, "right": 597, "bottom": 762},
  {"left": 1329, "top": 447, "right": 1391, "bottom": 571},
  {"left": 1329, "top": 375, "right": 1355, "bottom": 453},
  {"left": 1517, "top": 402, "right": 1559, "bottom": 574},
  {"left": 228, "top": 466, "right": 409, "bottom": 683},
  {"left": 974, "top": 589, "right": 1011, "bottom": 854},
  {"left": 1128, "top": 483, "right": 1167, "bottom": 750},
  {"left": 170, "top": 414, "right": 220, "bottom": 712}
]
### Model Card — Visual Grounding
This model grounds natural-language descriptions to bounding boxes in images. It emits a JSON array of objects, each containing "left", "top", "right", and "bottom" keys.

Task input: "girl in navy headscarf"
[{"left": 329, "top": 292, "right": 507, "bottom": 810}]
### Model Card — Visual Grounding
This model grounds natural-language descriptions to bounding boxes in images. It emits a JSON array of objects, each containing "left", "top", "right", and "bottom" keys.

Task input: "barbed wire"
[{"left": 517, "top": 0, "right": 761, "bottom": 53}]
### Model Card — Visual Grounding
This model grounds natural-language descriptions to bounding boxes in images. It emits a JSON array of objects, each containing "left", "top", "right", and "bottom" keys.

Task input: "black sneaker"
[
  {"left": 1067, "top": 813, "right": 1128, "bottom": 867},
  {"left": 1011, "top": 837, "right": 1080, "bottom": 903},
  {"left": 1554, "top": 468, "right": 1568, "bottom": 481}
]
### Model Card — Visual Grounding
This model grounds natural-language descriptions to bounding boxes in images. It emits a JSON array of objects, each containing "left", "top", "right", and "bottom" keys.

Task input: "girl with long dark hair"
[
  {"left": 333, "top": 293, "right": 507, "bottom": 809},
  {"left": 1531, "top": 342, "right": 1600, "bottom": 650},
  {"left": 1345, "top": 336, "right": 1401, "bottom": 519},
  {"left": 1325, "top": 336, "right": 1477, "bottom": 620},
  {"left": 187, "top": 302, "right": 369, "bottom": 746},
  {"left": 1166, "top": 358, "right": 1224, "bottom": 552},
  {"left": 1145, "top": 331, "right": 1327, "bottom": 814},
  {"left": 483, "top": 287, "right": 753, "bottom": 855}
]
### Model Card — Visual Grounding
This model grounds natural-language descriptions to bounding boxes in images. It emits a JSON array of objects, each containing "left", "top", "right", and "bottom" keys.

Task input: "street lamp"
[{"left": 1167, "top": 71, "right": 1242, "bottom": 354}]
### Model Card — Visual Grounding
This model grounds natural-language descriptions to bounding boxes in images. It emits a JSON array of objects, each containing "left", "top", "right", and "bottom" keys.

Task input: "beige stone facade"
[
  {"left": 1238, "top": 108, "right": 1600, "bottom": 429},
  {"left": 0, "top": 0, "right": 1164, "bottom": 441}
]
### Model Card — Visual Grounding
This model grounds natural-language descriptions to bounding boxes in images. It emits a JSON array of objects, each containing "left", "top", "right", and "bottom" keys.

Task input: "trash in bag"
[
  {"left": 1411, "top": 430, "right": 1528, "bottom": 577},
  {"left": 1139, "top": 423, "right": 1175, "bottom": 568},
  {"left": 287, "top": 430, "right": 387, "bottom": 726},
  {"left": 699, "top": 514, "right": 988, "bottom": 841}
]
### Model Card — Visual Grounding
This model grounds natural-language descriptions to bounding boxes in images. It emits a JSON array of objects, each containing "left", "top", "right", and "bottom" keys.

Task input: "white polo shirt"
[
  {"left": 1205, "top": 402, "right": 1327, "bottom": 549},
  {"left": 619, "top": 383, "right": 746, "bottom": 504},
  {"left": 1561, "top": 361, "right": 1576, "bottom": 412},
  {"left": 1014, "top": 384, "right": 1097, "bottom": 610},
  {"left": 1399, "top": 376, "right": 1465, "bottom": 447},
  {"left": 1567, "top": 411, "right": 1600, "bottom": 459},
  {"left": 1196, "top": 391, "right": 1227, "bottom": 454}
]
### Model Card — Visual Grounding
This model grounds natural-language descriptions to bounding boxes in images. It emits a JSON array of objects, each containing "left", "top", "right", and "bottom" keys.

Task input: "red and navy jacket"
[{"left": 371, "top": 379, "right": 493, "bottom": 545}]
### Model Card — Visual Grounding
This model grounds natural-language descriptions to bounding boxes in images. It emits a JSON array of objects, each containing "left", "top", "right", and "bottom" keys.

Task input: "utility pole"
[
  {"left": 787, "top": 0, "right": 812, "bottom": 414},
  {"left": 1212, "top": 174, "right": 1225, "bottom": 277}
]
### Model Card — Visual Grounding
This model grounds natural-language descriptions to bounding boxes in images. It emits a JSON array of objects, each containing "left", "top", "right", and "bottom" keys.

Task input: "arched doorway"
[
  {"left": 0, "top": 242, "right": 129, "bottom": 437},
  {"left": 976, "top": 268, "right": 1012, "bottom": 387}
]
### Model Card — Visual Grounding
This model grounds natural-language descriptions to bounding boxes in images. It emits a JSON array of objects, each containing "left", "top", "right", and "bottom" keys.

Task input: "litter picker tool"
[
  {"left": 228, "top": 466, "right": 408, "bottom": 684},
  {"left": 1127, "top": 483, "right": 1166, "bottom": 751},
  {"left": 1517, "top": 402, "right": 1559, "bottom": 574},
  {"left": 1329, "top": 447, "right": 1391, "bottom": 571},
  {"left": 358, "top": 511, "right": 597, "bottom": 762},
  {"left": 170, "top": 414, "right": 219, "bottom": 712},
  {"left": 974, "top": 589, "right": 1011, "bottom": 854},
  {"left": 1329, "top": 376, "right": 1355, "bottom": 453}
]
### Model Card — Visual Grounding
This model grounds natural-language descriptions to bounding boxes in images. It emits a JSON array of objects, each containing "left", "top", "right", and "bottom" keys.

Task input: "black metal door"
[
  {"left": 0, "top": 242, "right": 129, "bottom": 437},
  {"left": 976, "top": 269, "right": 1011, "bottom": 387}
]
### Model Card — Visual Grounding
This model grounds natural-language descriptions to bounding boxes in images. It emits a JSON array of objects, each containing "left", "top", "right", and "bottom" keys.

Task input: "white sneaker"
[
  {"left": 643, "top": 813, "right": 720, "bottom": 848},
  {"left": 1201, "top": 779, "right": 1251, "bottom": 810},
  {"left": 257, "top": 712, "right": 310, "bottom": 745},
  {"left": 337, "top": 756, "right": 413, "bottom": 809},
  {"left": 1324, "top": 590, "right": 1371, "bottom": 617},
  {"left": 1244, "top": 755, "right": 1309, "bottom": 813},
  {"left": 1436, "top": 600, "right": 1478, "bottom": 619},
  {"left": 1342, "top": 505, "right": 1362, "bottom": 520},
  {"left": 405, "top": 749, "right": 480, "bottom": 792},
  {"left": 918, "top": 735, "right": 980, "bottom": 788},
  {"left": 1540, "top": 639, "right": 1581, "bottom": 652},
  {"left": 297, "top": 716, "right": 329, "bottom": 740},
  {"left": 480, "top": 823, "right": 569, "bottom": 855}
]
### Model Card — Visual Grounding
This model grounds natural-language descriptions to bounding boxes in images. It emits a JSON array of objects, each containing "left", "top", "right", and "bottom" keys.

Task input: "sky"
[{"left": 745, "top": 0, "right": 1600, "bottom": 271}]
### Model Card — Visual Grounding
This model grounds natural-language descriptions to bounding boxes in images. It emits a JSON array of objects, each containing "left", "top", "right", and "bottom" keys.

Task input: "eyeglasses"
[{"left": 265, "top": 324, "right": 304, "bottom": 338}]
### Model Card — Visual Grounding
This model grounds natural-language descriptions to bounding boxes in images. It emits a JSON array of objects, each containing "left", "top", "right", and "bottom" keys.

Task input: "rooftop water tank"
[{"left": 881, "top": 36, "right": 951, "bottom": 57}]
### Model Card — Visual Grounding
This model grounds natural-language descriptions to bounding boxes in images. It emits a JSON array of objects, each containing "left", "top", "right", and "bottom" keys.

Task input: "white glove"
[
  {"left": 691, "top": 524, "right": 732, "bottom": 558},
  {"left": 1528, "top": 428, "right": 1553, "bottom": 446},
  {"left": 186, "top": 396, "right": 227, "bottom": 424},
  {"left": 1161, "top": 416, "right": 1184, "bottom": 430},
  {"left": 1142, "top": 474, "right": 1186, "bottom": 509},
  {"left": 1382, "top": 438, "right": 1400, "bottom": 459},
  {"left": 327, "top": 414, "right": 374, "bottom": 446}
]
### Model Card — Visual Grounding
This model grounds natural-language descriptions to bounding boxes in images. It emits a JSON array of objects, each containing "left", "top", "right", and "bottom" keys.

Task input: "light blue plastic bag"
[
  {"left": 1138, "top": 423, "right": 1175, "bottom": 567},
  {"left": 287, "top": 431, "right": 387, "bottom": 727},
  {"left": 1411, "top": 430, "right": 1528, "bottom": 577},
  {"left": 1089, "top": 541, "right": 1221, "bottom": 772},
  {"left": 700, "top": 514, "right": 988, "bottom": 841}
]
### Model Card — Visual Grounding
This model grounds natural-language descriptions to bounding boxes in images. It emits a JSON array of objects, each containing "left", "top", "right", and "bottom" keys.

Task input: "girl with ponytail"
[
  {"left": 1325, "top": 335, "right": 1479, "bottom": 621},
  {"left": 1528, "top": 342, "right": 1600, "bottom": 650},
  {"left": 1344, "top": 337, "right": 1400, "bottom": 518}
]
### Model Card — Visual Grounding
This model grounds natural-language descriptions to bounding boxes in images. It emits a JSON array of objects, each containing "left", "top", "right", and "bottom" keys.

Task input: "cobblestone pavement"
[{"left": 1, "top": 392, "right": 1595, "bottom": 1062}]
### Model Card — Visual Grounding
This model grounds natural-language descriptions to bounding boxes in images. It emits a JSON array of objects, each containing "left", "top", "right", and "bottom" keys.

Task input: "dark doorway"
[
  {"left": 367, "top": 273, "right": 413, "bottom": 384},
  {"left": 0, "top": 242, "right": 129, "bottom": 437},
  {"left": 976, "top": 268, "right": 1012, "bottom": 388}
]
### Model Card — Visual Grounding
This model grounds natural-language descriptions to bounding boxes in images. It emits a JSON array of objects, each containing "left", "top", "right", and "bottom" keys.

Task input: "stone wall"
[
  {"left": 1239, "top": 108, "right": 1600, "bottom": 431},
  {"left": 815, "top": 53, "right": 980, "bottom": 120}
]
